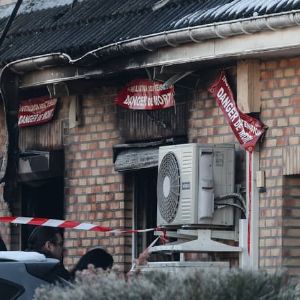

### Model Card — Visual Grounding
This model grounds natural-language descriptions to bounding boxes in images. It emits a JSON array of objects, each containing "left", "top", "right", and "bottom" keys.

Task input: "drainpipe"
[
  {"left": 0, "top": 67, "right": 19, "bottom": 204},
  {"left": 0, "top": 0, "right": 23, "bottom": 203}
]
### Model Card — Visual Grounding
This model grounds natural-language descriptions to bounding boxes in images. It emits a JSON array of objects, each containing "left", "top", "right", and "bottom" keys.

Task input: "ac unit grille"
[{"left": 157, "top": 152, "right": 181, "bottom": 223}]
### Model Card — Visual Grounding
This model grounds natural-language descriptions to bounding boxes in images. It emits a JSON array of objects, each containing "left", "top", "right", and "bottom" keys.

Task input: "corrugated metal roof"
[{"left": 0, "top": 0, "right": 300, "bottom": 63}]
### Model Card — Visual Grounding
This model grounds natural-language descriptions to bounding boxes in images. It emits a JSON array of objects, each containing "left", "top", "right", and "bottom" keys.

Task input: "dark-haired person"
[
  {"left": 0, "top": 234, "right": 7, "bottom": 251},
  {"left": 27, "top": 226, "right": 70, "bottom": 280},
  {"left": 70, "top": 247, "right": 113, "bottom": 279}
]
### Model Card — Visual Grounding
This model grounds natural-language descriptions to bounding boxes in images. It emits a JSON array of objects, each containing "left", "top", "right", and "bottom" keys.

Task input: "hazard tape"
[{"left": 0, "top": 216, "right": 161, "bottom": 234}]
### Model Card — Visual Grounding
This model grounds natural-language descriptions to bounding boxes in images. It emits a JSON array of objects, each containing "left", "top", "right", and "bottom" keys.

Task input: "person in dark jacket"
[
  {"left": 0, "top": 235, "right": 7, "bottom": 251},
  {"left": 27, "top": 226, "right": 70, "bottom": 280},
  {"left": 70, "top": 247, "right": 113, "bottom": 279}
]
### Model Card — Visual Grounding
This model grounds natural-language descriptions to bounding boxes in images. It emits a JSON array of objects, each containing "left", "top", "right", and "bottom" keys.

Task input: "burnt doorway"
[
  {"left": 20, "top": 177, "right": 64, "bottom": 250},
  {"left": 134, "top": 168, "right": 157, "bottom": 257}
]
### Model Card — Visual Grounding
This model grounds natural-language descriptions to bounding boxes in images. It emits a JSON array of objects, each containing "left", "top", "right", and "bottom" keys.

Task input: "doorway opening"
[
  {"left": 133, "top": 168, "right": 157, "bottom": 257},
  {"left": 20, "top": 177, "right": 64, "bottom": 250},
  {"left": 132, "top": 167, "right": 179, "bottom": 262}
]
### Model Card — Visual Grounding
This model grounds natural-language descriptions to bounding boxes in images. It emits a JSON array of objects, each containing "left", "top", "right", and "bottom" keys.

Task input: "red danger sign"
[
  {"left": 208, "top": 72, "right": 267, "bottom": 152},
  {"left": 116, "top": 79, "right": 175, "bottom": 110},
  {"left": 18, "top": 97, "right": 57, "bottom": 127}
]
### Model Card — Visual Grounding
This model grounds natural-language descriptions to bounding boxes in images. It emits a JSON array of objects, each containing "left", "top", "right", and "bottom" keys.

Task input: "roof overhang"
[{"left": 16, "top": 23, "right": 300, "bottom": 89}]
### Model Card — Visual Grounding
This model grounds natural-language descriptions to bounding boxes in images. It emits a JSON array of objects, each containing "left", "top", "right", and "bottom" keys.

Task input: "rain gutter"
[
  {"left": 6, "top": 10, "right": 300, "bottom": 73},
  {"left": 71, "top": 10, "right": 300, "bottom": 66},
  {"left": 7, "top": 53, "right": 71, "bottom": 74}
]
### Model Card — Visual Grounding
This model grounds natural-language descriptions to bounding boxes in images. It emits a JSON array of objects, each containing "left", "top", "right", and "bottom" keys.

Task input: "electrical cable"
[
  {"left": 214, "top": 193, "right": 246, "bottom": 210},
  {"left": 215, "top": 202, "right": 246, "bottom": 217}
]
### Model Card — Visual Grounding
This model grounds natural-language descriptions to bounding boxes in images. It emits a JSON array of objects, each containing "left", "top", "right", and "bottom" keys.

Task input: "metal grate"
[
  {"left": 117, "top": 102, "right": 188, "bottom": 142},
  {"left": 157, "top": 152, "right": 180, "bottom": 223}
]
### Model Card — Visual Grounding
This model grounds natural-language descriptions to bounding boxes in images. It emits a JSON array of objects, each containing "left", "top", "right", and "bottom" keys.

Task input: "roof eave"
[
  {"left": 4, "top": 10, "right": 300, "bottom": 74},
  {"left": 71, "top": 10, "right": 300, "bottom": 66}
]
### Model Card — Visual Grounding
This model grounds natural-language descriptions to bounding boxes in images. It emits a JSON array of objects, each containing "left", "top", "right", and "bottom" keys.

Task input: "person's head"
[
  {"left": 27, "top": 226, "right": 64, "bottom": 261},
  {"left": 73, "top": 248, "right": 113, "bottom": 274}
]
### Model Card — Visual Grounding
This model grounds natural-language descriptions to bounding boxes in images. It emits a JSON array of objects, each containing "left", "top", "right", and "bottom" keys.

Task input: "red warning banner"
[
  {"left": 208, "top": 72, "right": 266, "bottom": 152},
  {"left": 116, "top": 79, "right": 175, "bottom": 110},
  {"left": 18, "top": 97, "right": 57, "bottom": 127}
]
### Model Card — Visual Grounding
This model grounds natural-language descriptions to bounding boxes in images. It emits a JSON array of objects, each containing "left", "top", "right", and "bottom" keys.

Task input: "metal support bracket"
[{"left": 150, "top": 229, "right": 241, "bottom": 253}]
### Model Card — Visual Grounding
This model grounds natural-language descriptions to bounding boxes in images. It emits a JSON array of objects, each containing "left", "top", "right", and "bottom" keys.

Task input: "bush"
[{"left": 33, "top": 269, "right": 299, "bottom": 300}]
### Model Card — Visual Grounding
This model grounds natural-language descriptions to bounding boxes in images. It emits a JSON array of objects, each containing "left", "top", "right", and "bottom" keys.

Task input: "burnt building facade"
[{"left": 0, "top": 0, "right": 299, "bottom": 278}]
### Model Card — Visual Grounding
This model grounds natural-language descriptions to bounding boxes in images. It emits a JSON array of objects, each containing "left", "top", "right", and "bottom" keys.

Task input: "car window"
[
  {"left": 0, "top": 278, "right": 24, "bottom": 300},
  {"left": 25, "top": 261, "right": 65, "bottom": 283}
]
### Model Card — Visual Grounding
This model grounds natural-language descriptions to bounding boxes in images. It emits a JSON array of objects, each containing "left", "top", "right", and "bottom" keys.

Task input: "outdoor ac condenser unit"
[{"left": 157, "top": 143, "right": 235, "bottom": 227}]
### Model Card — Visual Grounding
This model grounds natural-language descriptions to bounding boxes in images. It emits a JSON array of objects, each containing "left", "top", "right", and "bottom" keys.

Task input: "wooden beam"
[{"left": 237, "top": 59, "right": 261, "bottom": 113}]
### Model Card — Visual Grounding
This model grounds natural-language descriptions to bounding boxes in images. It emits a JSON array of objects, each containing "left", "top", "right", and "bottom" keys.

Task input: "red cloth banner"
[
  {"left": 18, "top": 97, "right": 57, "bottom": 127},
  {"left": 208, "top": 72, "right": 266, "bottom": 152},
  {"left": 116, "top": 79, "right": 175, "bottom": 110}
]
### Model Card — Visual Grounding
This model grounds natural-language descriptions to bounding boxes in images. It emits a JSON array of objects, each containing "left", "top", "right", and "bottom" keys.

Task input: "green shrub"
[{"left": 33, "top": 269, "right": 299, "bottom": 300}]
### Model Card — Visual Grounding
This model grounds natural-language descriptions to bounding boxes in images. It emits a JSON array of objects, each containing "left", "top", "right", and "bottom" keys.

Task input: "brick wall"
[
  {"left": 260, "top": 58, "right": 300, "bottom": 275},
  {"left": 0, "top": 86, "right": 138, "bottom": 271},
  {"left": 63, "top": 87, "right": 127, "bottom": 271},
  {"left": 188, "top": 88, "right": 236, "bottom": 145},
  {"left": 282, "top": 175, "right": 300, "bottom": 280},
  {"left": 187, "top": 58, "right": 300, "bottom": 275},
  {"left": 188, "top": 70, "right": 237, "bottom": 145}
]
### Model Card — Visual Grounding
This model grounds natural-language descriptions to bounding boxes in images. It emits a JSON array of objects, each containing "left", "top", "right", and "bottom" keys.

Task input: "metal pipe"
[{"left": 7, "top": 53, "right": 71, "bottom": 74}]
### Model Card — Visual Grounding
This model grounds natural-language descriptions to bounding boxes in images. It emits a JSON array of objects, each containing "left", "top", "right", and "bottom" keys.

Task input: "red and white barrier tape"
[{"left": 0, "top": 216, "right": 161, "bottom": 235}]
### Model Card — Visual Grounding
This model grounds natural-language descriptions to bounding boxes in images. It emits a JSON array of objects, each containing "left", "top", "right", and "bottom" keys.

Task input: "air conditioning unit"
[{"left": 157, "top": 143, "right": 235, "bottom": 227}]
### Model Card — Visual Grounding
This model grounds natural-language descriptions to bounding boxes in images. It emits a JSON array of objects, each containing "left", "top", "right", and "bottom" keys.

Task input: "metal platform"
[
  {"left": 137, "top": 261, "right": 230, "bottom": 273},
  {"left": 150, "top": 229, "right": 241, "bottom": 253}
]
